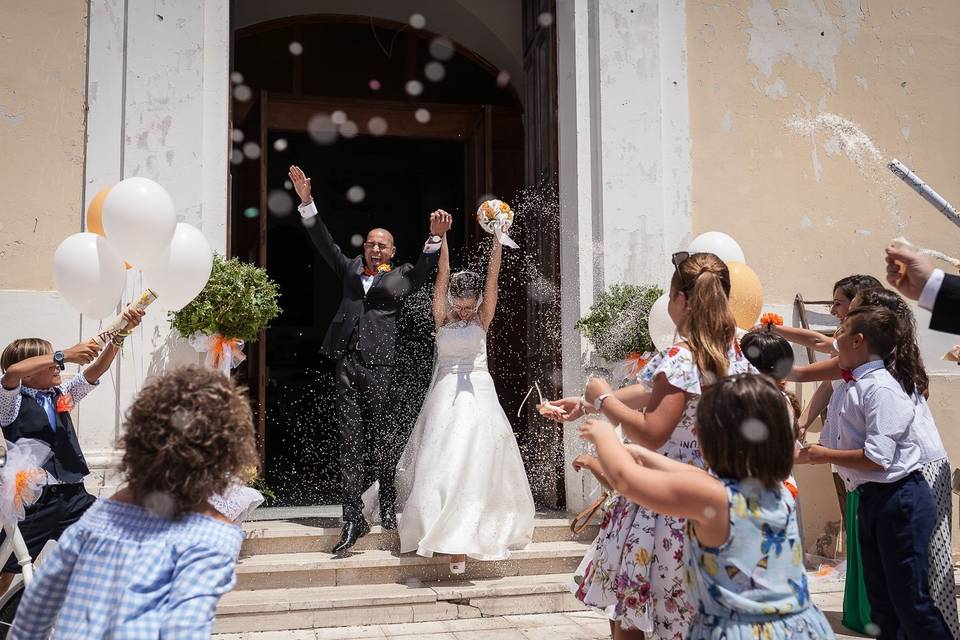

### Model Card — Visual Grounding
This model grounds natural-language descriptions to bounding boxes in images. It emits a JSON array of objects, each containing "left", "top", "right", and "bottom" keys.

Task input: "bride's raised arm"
[
  {"left": 479, "top": 240, "right": 502, "bottom": 330},
  {"left": 432, "top": 233, "right": 451, "bottom": 329}
]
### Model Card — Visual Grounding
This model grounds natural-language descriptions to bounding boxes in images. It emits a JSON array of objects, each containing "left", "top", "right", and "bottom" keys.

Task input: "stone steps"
[
  {"left": 218, "top": 514, "right": 598, "bottom": 634},
  {"left": 235, "top": 540, "right": 590, "bottom": 590},
  {"left": 215, "top": 573, "right": 587, "bottom": 634},
  {"left": 240, "top": 517, "right": 598, "bottom": 556}
]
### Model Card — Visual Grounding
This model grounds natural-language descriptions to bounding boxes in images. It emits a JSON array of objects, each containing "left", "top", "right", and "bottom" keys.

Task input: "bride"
[{"left": 395, "top": 210, "right": 535, "bottom": 574}]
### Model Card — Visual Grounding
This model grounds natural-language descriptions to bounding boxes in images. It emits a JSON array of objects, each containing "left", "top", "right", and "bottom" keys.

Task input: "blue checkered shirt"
[{"left": 11, "top": 499, "right": 243, "bottom": 639}]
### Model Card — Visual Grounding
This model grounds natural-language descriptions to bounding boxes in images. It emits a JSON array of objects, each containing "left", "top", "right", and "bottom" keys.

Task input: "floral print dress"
[
  {"left": 571, "top": 344, "right": 754, "bottom": 637},
  {"left": 683, "top": 479, "right": 834, "bottom": 639}
]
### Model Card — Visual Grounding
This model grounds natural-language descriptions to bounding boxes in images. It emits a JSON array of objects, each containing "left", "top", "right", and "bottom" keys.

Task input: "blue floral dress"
[
  {"left": 571, "top": 344, "right": 754, "bottom": 637},
  {"left": 684, "top": 479, "right": 835, "bottom": 639}
]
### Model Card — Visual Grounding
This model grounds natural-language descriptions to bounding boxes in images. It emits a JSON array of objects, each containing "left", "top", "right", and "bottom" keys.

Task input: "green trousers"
[{"left": 842, "top": 488, "right": 873, "bottom": 633}]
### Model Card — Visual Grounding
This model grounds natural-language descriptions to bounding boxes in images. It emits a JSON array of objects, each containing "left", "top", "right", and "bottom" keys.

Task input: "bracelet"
[{"left": 111, "top": 335, "right": 126, "bottom": 348}]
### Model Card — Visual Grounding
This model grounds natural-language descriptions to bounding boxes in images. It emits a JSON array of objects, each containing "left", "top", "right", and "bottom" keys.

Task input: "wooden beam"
[{"left": 263, "top": 95, "right": 495, "bottom": 141}]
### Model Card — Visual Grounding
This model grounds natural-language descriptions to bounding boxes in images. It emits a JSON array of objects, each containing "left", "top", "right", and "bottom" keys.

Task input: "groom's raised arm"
[{"left": 290, "top": 165, "right": 352, "bottom": 278}]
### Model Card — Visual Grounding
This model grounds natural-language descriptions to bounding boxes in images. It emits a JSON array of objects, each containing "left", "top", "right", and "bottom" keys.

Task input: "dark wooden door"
[{"left": 521, "top": 0, "right": 563, "bottom": 509}]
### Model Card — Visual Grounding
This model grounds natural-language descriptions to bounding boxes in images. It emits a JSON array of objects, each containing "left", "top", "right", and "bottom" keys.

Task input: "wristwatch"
[
  {"left": 593, "top": 393, "right": 613, "bottom": 412},
  {"left": 53, "top": 351, "right": 65, "bottom": 371},
  {"left": 428, "top": 234, "right": 442, "bottom": 244}
]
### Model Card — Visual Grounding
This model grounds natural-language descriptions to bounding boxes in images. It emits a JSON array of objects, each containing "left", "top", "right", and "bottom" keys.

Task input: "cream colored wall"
[
  {"left": 687, "top": 0, "right": 960, "bottom": 300},
  {"left": 0, "top": 0, "right": 88, "bottom": 290},
  {"left": 687, "top": 0, "right": 960, "bottom": 553}
]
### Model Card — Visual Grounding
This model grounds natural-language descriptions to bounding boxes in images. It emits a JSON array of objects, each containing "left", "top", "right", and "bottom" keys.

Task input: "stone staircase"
[{"left": 214, "top": 514, "right": 597, "bottom": 634}]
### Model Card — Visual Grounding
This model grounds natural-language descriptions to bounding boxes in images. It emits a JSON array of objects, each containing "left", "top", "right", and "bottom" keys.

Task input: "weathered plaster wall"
[
  {"left": 688, "top": 0, "right": 960, "bottom": 551},
  {"left": 688, "top": 0, "right": 960, "bottom": 300},
  {"left": 0, "top": 0, "right": 88, "bottom": 290},
  {"left": 557, "top": 0, "right": 692, "bottom": 510}
]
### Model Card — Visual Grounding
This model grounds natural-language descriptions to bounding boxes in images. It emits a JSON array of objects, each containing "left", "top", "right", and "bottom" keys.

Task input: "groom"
[{"left": 289, "top": 166, "right": 450, "bottom": 553}]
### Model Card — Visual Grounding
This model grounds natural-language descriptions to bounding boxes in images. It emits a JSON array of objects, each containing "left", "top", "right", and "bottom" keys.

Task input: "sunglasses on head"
[{"left": 672, "top": 251, "right": 690, "bottom": 289}]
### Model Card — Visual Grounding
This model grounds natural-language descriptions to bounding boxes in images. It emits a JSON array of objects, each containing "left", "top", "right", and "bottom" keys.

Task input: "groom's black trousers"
[{"left": 335, "top": 348, "right": 399, "bottom": 523}]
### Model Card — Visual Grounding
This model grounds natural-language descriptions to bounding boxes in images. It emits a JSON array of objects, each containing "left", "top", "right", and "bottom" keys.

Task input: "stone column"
[{"left": 556, "top": 0, "right": 692, "bottom": 511}]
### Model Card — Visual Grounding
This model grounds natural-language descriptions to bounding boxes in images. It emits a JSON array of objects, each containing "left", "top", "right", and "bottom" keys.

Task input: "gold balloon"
[
  {"left": 727, "top": 261, "right": 763, "bottom": 329},
  {"left": 86, "top": 187, "right": 112, "bottom": 237}
]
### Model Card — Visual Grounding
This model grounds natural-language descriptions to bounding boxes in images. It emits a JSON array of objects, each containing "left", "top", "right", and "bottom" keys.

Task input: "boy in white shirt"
[{"left": 797, "top": 306, "right": 949, "bottom": 639}]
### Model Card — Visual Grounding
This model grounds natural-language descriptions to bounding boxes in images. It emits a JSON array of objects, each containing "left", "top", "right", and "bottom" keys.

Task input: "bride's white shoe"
[{"left": 449, "top": 556, "right": 466, "bottom": 574}]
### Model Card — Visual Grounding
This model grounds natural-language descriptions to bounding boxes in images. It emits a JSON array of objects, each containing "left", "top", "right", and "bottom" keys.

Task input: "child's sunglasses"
[{"left": 671, "top": 251, "right": 690, "bottom": 289}]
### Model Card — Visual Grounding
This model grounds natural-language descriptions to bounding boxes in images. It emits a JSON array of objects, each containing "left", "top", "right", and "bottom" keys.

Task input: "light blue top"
[
  {"left": 684, "top": 478, "right": 835, "bottom": 639},
  {"left": 822, "top": 359, "right": 922, "bottom": 489},
  {"left": 11, "top": 498, "right": 243, "bottom": 639}
]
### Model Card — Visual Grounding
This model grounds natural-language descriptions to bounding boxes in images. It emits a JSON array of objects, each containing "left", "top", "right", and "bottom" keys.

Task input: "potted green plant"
[
  {"left": 170, "top": 255, "right": 281, "bottom": 375},
  {"left": 575, "top": 283, "right": 663, "bottom": 376}
]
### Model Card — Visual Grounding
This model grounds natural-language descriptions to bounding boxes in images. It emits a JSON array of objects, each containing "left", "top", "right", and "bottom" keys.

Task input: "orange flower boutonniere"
[
  {"left": 56, "top": 393, "right": 75, "bottom": 414},
  {"left": 759, "top": 312, "right": 784, "bottom": 328},
  {"left": 376, "top": 263, "right": 392, "bottom": 274}
]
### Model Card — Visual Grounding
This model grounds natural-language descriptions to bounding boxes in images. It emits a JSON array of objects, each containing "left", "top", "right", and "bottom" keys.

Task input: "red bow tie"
[
  {"left": 363, "top": 265, "right": 382, "bottom": 277},
  {"left": 841, "top": 369, "right": 855, "bottom": 383}
]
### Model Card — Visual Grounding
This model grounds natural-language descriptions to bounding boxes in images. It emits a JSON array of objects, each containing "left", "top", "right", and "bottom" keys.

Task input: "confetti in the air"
[
  {"left": 289, "top": 41, "right": 303, "bottom": 56},
  {"left": 409, "top": 13, "right": 426, "bottom": 29},
  {"left": 368, "top": 117, "right": 389, "bottom": 136},
  {"left": 307, "top": 114, "right": 338, "bottom": 145},
  {"left": 346, "top": 186, "right": 366, "bottom": 204},
  {"left": 429, "top": 37, "right": 455, "bottom": 61},
  {"left": 425, "top": 61, "right": 445, "bottom": 82}
]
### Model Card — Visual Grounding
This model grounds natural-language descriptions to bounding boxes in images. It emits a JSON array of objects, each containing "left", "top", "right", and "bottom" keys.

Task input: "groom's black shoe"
[
  {"left": 332, "top": 519, "right": 370, "bottom": 555},
  {"left": 380, "top": 508, "right": 398, "bottom": 530}
]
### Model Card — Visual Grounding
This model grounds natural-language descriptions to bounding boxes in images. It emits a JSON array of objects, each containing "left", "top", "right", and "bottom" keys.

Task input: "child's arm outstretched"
[
  {"left": 432, "top": 228, "right": 451, "bottom": 329},
  {"left": 797, "top": 380, "right": 833, "bottom": 440},
  {"left": 583, "top": 373, "right": 686, "bottom": 450},
  {"left": 9, "top": 523, "right": 85, "bottom": 639},
  {"left": 787, "top": 356, "right": 842, "bottom": 383},
  {"left": 580, "top": 419, "right": 728, "bottom": 547},
  {"left": 546, "top": 385, "right": 652, "bottom": 424},
  {"left": 78, "top": 308, "right": 145, "bottom": 384},
  {"left": 479, "top": 239, "right": 502, "bottom": 330},
  {"left": 1, "top": 342, "right": 100, "bottom": 391},
  {"left": 797, "top": 386, "right": 911, "bottom": 472},
  {"left": 762, "top": 325, "right": 837, "bottom": 355},
  {"left": 572, "top": 453, "right": 613, "bottom": 491}
]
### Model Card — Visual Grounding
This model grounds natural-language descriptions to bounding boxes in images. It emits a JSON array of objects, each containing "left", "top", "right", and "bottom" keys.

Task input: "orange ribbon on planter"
[
  {"left": 189, "top": 333, "right": 246, "bottom": 376},
  {"left": 625, "top": 351, "right": 652, "bottom": 377}
]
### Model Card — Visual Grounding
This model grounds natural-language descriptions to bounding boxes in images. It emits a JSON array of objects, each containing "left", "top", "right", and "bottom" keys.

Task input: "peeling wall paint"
[
  {"left": 0, "top": 0, "right": 88, "bottom": 290},
  {"left": 689, "top": 0, "right": 960, "bottom": 553}
]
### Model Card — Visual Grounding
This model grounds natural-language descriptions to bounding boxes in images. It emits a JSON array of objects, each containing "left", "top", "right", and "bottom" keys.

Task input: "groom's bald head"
[{"left": 364, "top": 228, "right": 396, "bottom": 269}]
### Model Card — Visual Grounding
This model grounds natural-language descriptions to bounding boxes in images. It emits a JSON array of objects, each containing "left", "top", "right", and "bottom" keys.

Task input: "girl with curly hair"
[{"left": 12, "top": 366, "right": 259, "bottom": 639}]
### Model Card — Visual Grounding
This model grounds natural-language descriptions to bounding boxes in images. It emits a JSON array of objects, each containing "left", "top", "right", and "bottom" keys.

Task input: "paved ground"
[{"left": 214, "top": 579, "right": 889, "bottom": 639}]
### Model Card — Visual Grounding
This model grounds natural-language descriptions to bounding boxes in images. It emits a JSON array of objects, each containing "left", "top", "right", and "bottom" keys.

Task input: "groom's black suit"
[{"left": 305, "top": 212, "right": 439, "bottom": 523}]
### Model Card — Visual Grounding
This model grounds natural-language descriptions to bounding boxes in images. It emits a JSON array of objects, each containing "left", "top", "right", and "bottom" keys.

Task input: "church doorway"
[{"left": 228, "top": 4, "right": 561, "bottom": 508}]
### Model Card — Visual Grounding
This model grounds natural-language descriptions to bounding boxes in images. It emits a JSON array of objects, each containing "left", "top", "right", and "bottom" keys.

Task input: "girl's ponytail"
[{"left": 673, "top": 253, "right": 736, "bottom": 383}]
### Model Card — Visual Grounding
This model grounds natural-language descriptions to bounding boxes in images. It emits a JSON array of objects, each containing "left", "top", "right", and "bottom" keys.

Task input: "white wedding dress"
[{"left": 395, "top": 321, "right": 535, "bottom": 561}]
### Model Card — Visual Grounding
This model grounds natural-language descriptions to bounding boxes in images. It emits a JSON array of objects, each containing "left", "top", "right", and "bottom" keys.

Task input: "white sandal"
[{"left": 449, "top": 557, "right": 466, "bottom": 574}]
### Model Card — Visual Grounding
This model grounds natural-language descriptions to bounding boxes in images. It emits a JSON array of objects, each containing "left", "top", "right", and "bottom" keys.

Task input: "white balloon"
[
  {"left": 52, "top": 233, "right": 127, "bottom": 319},
  {"left": 648, "top": 293, "right": 676, "bottom": 352},
  {"left": 142, "top": 223, "right": 213, "bottom": 311},
  {"left": 687, "top": 231, "right": 746, "bottom": 265},
  {"left": 102, "top": 177, "right": 177, "bottom": 267}
]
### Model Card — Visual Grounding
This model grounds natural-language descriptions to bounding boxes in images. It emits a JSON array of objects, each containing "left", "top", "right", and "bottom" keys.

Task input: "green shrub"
[
  {"left": 170, "top": 255, "right": 281, "bottom": 342},
  {"left": 575, "top": 284, "right": 663, "bottom": 361}
]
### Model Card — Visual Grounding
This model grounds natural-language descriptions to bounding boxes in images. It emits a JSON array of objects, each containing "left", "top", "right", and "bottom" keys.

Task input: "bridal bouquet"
[{"left": 477, "top": 199, "right": 518, "bottom": 248}]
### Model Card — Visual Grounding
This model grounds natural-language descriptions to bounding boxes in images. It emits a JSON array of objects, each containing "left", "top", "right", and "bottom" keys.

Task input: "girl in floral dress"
[
  {"left": 570, "top": 252, "right": 755, "bottom": 639},
  {"left": 579, "top": 374, "right": 834, "bottom": 640}
]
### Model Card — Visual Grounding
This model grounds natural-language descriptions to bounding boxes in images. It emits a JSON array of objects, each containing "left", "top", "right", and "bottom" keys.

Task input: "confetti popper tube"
[
  {"left": 91, "top": 289, "right": 158, "bottom": 347},
  {"left": 888, "top": 159, "right": 960, "bottom": 229}
]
